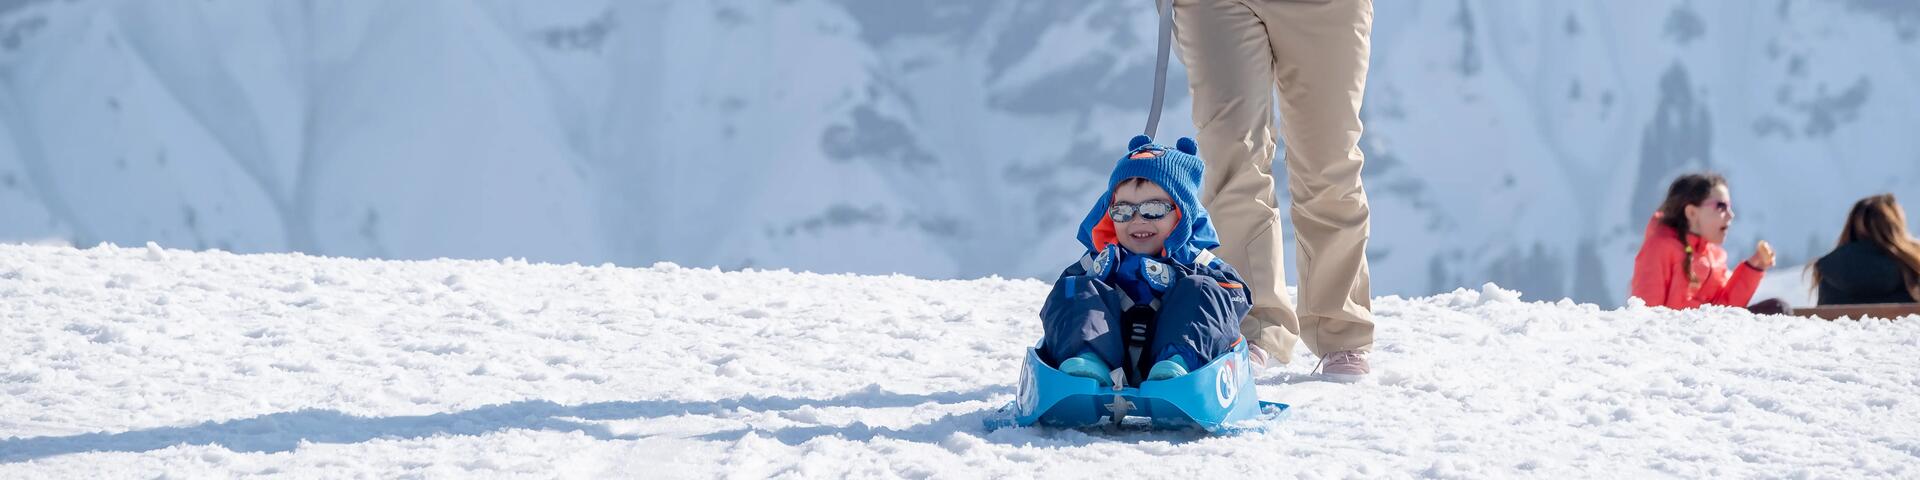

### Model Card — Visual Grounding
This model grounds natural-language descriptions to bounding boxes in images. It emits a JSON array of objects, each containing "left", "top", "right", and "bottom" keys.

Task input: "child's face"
[
  {"left": 1685, "top": 185, "right": 1734, "bottom": 244},
  {"left": 1111, "top": 180, "right": 1177, "bottom": 255}
]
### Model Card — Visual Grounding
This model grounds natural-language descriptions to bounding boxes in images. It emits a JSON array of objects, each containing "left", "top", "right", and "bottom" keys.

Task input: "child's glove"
[
  {"left": 1085, "top": 245, "right": 1119, "bottom": 280},
  {"left": 1113, "top": 251, "right": 1176, "bottom": 304}
]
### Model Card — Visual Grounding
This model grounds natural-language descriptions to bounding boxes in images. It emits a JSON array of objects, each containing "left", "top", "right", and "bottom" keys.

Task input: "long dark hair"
[
  {"left": 1655, "top": 173, "right": 1728, "bottom": 284},
  {"left": 1811, "top": 194, "right": 1920, "bottom": 301}
]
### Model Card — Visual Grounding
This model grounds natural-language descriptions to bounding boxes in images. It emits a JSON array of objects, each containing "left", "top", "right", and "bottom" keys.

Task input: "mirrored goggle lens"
[{"left": 1109, "top": 201, "right": 1174, "bottom": 222}]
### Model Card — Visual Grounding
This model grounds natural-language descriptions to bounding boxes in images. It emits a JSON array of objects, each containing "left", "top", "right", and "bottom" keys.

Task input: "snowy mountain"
[
  {"left": 3, "top": 243, "right": 1917, "bottom": 477},
  {"left": 2, "top": 0, "right": 1918, "bottom": 306}
]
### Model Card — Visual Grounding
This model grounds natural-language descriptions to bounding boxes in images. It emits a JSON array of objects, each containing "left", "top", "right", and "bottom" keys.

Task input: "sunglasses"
[{"left": 1109, "top": 200, "right": 1174, "bottom": 223}]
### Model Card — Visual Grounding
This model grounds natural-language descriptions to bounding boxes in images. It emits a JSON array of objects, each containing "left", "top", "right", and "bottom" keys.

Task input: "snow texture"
[{"left": 3, "top": 243, "right": 1917, "bottom": 477}]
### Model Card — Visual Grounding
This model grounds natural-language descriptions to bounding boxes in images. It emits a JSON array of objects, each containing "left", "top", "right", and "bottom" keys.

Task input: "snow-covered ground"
[{"left": 3, "top": 243, "right": 1918, "bottom": 478}]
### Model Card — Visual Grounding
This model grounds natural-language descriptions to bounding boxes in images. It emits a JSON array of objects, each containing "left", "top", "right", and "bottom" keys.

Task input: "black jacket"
[{"left": 1815, "top": 241, "right": 1919, "bottom": 305}]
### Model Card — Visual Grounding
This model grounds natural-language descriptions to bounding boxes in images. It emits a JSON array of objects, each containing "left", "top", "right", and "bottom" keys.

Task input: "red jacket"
[{"left": 1629, "top": 214, "right": 1763, "bottom": 309}]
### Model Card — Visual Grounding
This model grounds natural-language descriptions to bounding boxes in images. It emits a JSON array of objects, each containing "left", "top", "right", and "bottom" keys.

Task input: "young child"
[
  {"left": 1040, "top": 135, "right": 1251, "bottom": 387},
  {"left": 1630, "top": 172, "right": 1777, "bottom": 310}
]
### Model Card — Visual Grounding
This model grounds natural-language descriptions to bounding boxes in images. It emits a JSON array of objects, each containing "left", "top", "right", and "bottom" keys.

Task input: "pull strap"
[{"left": 1144, "top": 0, "right": 1175, "bottom": 138}]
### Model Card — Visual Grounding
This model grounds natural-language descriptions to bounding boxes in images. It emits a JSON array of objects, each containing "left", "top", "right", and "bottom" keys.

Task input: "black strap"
[{"left": 1121, "top": 304, "right": 1158, "bottom": 386}]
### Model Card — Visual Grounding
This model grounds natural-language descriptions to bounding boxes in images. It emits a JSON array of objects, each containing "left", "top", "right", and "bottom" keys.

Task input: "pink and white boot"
[{"left": 1317, "top": 349, "right": 1370, "bottom": 382}]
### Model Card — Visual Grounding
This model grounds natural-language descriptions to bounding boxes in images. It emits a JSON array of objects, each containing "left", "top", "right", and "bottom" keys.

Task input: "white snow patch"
[{"left": 1, "top": 244, "right": 1916, "bottom": 478}]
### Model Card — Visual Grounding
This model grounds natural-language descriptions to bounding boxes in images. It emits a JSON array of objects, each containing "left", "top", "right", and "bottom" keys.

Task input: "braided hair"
[{"left": 1655, "top": 173, "right": 1728, "bottom": 284}]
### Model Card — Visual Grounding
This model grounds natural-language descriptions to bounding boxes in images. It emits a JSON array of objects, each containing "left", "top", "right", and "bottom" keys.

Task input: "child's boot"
[
  {"left": 1058, "top": 351, "right": 1113, "bottom": 386},
  {"left": 1146, "top": 354, "right": 1188, "bottom": 381}
]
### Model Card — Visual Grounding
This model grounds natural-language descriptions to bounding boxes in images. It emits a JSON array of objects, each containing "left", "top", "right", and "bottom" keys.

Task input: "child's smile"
[
  {"left": 1111, "top": 179, "right": 1177, "bottom": 255},
  {"left": 1122, "top": 224, "right": 1165, "bottom": 254}
]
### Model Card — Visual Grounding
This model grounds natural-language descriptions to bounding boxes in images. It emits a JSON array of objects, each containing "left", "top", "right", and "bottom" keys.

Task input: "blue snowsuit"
[{"left": 1039, "top": 135, "right": 1252, "bottom": 385}]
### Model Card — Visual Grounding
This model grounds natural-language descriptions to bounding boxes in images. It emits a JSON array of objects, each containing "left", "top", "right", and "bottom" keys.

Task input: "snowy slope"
[
  {"left": 3, "top": 244, "right": 1917, "bottom": 477},
  {"left": 2, "top": 1, "right": 1918, "bottom": 307}
]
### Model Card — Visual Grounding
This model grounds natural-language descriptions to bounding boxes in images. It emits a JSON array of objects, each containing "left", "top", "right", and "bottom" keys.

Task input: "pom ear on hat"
[
  {"left": 1086, "top": 133, "right": 1218, "bottom": 264},
  {"left": 1129, "top": 135, "right": 1154, "bottom": 151},
  {"left": 1175, "top": 137, "right": 1198, "bottom": 155}
]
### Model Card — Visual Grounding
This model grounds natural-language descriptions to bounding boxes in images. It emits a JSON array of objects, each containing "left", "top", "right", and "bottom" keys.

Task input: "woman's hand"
[{"left": 1746, "top": 240, "right": 1775, "bottom": 270}]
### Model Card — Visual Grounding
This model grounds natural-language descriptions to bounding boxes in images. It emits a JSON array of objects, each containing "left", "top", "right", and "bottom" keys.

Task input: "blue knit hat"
[{"left": 1075, "top": 135, "right": 1219, "bottom": 265}]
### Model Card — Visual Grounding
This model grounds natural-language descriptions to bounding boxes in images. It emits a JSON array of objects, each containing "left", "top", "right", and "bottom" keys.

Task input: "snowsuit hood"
[{"left": 1075, "top": 135, "right": 1218, "bottom": 266}]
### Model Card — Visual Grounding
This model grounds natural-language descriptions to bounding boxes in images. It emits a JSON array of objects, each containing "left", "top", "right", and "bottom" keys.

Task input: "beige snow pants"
[{"left": 1172, "top": 0, "right": 1376, "bottom": 360}]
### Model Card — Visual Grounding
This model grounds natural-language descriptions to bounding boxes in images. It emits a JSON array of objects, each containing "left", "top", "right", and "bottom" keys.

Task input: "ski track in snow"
[{"left": 1, "top": 243, "right": 1917, "bottom": 478}]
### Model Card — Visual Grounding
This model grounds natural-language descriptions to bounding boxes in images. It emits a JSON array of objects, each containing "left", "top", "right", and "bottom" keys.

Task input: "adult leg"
[
  {"left": 1173, "top": 0, "right": 1301, "bottom": 363},
  {"left": 1747, "top": 298, "right": 1789, "bottom": 315},
  {"left": 1255, "top": 0, "right": 1375, "bottom": 355}
]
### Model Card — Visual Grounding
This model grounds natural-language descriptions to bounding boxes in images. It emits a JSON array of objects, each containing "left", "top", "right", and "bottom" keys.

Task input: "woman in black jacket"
[{"left": 1812, "top": 194, "right": 1920, "bottom": 305}]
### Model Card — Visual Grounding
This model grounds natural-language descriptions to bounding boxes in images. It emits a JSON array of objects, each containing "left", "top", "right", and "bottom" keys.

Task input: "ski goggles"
[{"left": 1109, "top": 200, "right": 1175, "bottom": 223}]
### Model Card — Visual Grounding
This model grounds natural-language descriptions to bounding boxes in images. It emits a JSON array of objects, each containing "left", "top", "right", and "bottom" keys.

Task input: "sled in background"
[{"left": 1790, "top": 303, "right": 1920, "bottom": 321}]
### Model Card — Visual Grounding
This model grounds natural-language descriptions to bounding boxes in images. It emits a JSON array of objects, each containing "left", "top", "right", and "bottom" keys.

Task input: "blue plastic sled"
[{"left": 982, "top": 341, "right": 1288, "bottom": 433}]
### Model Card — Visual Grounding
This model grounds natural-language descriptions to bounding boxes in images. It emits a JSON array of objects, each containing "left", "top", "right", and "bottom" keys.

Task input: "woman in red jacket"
[{"left": 1630, "top": 173, "right": 1779, "bottom": 311}]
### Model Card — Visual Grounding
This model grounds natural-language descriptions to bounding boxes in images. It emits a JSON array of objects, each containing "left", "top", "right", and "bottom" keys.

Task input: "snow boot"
[
  {"left": 1146, "top": 354, "right": 1188, "bottom": 381},
  {"left": 1059, "top": 351, "right": 1113, "bottom": 386}
]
